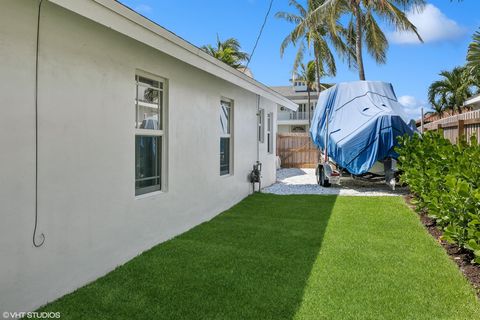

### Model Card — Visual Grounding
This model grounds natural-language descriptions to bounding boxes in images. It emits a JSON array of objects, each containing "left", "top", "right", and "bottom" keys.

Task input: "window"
[
  {"left": 258, "top": 108, "right": 264, "bottom": 143},
  {"left": 220, "top": 100, "right": 233, "bottom": 175},
  {"left": 267, "top": 112, "right": 273, "bottom": 153},
  {"left": 135, "top": 73, "right": 166, "bottom": 195}
]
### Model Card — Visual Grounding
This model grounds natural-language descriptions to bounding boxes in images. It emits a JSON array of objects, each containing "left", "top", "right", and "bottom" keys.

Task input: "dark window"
[
  {"left": 135, "top": 136, "right": 161, "bottom": 195},
  {"left": 220, "top": 100, "right": 232, "bottom": 175}
]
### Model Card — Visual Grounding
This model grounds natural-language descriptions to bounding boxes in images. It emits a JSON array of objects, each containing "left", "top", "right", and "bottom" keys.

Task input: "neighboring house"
[
  {"left": 0, "top": 0, "right": 297, "bottom": 313},
  {"left": 271, "top": 80, "right": 318, "bottom": 133},
  {"left": 417, "top": 93, "right": 480, "bottom": 126},
  {"left": 465, "top": 93, "right": 480, "bottom": 110}
]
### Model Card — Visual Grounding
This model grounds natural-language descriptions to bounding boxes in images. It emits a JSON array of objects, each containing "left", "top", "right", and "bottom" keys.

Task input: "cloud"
[
  {"left": 388, "top": 4, "right": 466, "bottom": 45},
  {"left": 134, "top": 4, "right": 153, "bottom": 15},
  {"left": 398, "top": 95, "right": 430, "bottom": 120}
]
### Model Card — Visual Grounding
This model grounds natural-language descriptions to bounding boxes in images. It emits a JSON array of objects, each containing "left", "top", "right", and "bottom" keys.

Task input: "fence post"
[{"left": 457, "top": 119, "right": 464, "bottom": 141}]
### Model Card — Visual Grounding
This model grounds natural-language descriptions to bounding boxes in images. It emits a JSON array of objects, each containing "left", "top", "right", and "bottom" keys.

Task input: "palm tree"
[
  {"left": 308, "top": 0, "right": 425, "bottom": 80},
  {"left": 466, "top": 28, "right": 480, "bottom": 92},
  {"left": 201, "top": 36, "right": 249, "bottom": 69},
  {"left": 296, "top": 61, "right": 317, "bottom": 125},
  {"left": 276, "top": 0, "right": 350, "bottom": 93},
  {"left": 430, "top": 100, "right": 445, "bottom": 119},
  {"left": 428, "top": 67, "right": 472, "bottom": 115}
]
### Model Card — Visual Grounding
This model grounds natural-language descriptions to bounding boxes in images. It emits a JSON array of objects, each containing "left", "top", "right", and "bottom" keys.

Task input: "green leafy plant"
[{"left": 397, "top": 132, "right": 480, "bottom": 263}]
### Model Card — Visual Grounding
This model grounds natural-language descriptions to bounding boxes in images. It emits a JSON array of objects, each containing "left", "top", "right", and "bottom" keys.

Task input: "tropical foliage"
[
  {"left": 397, "top": 132, "right": 480, "bottom": 263},
  {"left": 427, "top": 29, "right": 480, "bottom": 118},
  {"left": 201, "top": 36, "right": 249, "bottom": 69},
  {"left": 428, "top": 67, "right": 473, "bottom": 117},
  {"left": 307, "top": 0, "right": 425, "bottom": 80},
  {"left": 276, "top": 0, "right": 349, "bottom": 92},
  {"left": 467, "top": 28, "right": 480, "bottom": 91},
  {"left": 295, "top": 60, "right": 317, "bottom": 124}
]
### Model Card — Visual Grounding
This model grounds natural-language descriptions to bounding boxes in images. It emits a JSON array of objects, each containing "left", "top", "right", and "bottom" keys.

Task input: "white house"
[
  {"left": 465, "top": 93, "right": 480, "bottom": 110},
  {"left": 271, "top": 80, "right": 319, "bottom": 133},
  {"left": 0, "top": 0, "right": 297, "bottom": 313}
]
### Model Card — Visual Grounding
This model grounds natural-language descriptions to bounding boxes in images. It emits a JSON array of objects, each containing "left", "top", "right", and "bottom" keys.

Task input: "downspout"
[
  {"left": 33, "top": 0, "right": 46, "bottom": 247},
  {"left": 256, "top": 94, "right": 260, "bottom": 162}
]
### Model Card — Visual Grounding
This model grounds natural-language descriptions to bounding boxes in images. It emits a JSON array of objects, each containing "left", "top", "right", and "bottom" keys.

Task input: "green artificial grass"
[{"left": 40, "top": 194, "right": 480, "bottom": 319}]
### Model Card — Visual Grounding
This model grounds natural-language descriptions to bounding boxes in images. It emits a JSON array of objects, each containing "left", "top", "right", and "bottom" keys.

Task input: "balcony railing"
[{"left": 278, "top": 111, "right": 313, "bottom": 121}]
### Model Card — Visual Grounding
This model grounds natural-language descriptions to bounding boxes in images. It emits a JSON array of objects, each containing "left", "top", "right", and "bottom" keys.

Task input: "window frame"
[
  {"left": 135, "top": 71, "right": 167, "bottom": 196},
  {"left": 258, "top": 108, "right": 265, "bottom": 143},
  {"left": 267, "top": 112, "right": 273, "bottom": 154},
  {"left": 220, "top": 98, "right": 233, "bottom": 176}
]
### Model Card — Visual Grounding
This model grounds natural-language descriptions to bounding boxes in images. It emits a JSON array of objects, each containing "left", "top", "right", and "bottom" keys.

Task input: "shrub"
[{"left": 396, "top": 131, "right": 480, "bottom": 263}]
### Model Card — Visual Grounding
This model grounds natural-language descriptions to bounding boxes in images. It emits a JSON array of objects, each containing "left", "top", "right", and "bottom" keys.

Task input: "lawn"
[{"left": 40, "top": 194, "right": 480, "bottom": 319}]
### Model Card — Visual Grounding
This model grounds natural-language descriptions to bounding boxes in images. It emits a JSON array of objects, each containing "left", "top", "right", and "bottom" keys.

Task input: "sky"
[{"left": 118, "top": 0, "right": 480, "bottom": 119}]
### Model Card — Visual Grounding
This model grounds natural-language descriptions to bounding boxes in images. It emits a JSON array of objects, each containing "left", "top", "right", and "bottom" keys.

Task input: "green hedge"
[{"left": 396, "top": 131, "right": 480, "bottom": 263}]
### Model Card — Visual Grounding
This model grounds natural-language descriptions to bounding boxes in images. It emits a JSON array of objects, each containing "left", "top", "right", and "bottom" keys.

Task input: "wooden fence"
[
  {"left": 424, "top": 109, "right": 480, "bottom": 144},
  {"left": 276, "top": 133, "right": 319, "bottom": 168}
]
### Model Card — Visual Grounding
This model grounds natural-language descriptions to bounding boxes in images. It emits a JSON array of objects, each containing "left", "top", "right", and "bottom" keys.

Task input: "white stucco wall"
[{"left": 0, "top": 0, "right": 278, "bottom": 313}]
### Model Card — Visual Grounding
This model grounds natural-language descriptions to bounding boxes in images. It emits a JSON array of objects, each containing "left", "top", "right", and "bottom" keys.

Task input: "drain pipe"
[
  {"left": 33, "top": 0, "right": 46, "bottom": 247},
  {"left": 256, "top": 94, "right": 260, "bottom": 162},
  {"left": 248, "top": 94, "right": 262, "bottom": 194}
]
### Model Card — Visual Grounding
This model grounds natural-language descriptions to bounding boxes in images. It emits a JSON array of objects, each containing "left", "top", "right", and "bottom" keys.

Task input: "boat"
[{"left": 309, "top": 81, "right": 416, "bottom": 188}]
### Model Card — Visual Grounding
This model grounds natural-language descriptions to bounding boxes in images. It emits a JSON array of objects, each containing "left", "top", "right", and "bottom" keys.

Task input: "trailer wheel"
[{"left": 319, "top": 166, "right": 331, "bottom": 187}]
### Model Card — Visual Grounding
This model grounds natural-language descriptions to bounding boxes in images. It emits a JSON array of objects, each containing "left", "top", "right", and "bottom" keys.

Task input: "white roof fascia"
[
  {"left": 465, "top": 95, "right": 480, "bottom": 106},
  {"left": 48, "top": 0, "right": 298, "bottom": 111}
]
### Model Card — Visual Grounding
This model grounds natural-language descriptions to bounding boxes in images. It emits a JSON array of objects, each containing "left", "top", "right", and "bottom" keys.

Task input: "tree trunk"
[
  {"left": 353, "top": 4, "right": 366, "bottom": 81},
  {"left": 307, "top": 88, "right": 311, "bottom": 127},
  {"left": 313, "top": 48, "right": 321, "bottom": 94}
]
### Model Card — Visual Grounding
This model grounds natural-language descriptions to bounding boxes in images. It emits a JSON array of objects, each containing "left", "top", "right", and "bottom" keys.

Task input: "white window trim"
[
  {"left": 220, "top": 98, "right": 234, "bottom": 176},
  {"left": 135, "top": 70, "right": 168, "bottom": 196},
  {"left": 258, "top": 108, "right": 265, "bottom": 143},
  {"left": 267, "top": 112, "right": 273, "bottom": 154}
]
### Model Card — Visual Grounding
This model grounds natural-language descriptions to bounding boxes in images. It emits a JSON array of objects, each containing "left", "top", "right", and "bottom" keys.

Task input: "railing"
[{"left": 277, "top": 111, "right": 313, "bottom": 121}]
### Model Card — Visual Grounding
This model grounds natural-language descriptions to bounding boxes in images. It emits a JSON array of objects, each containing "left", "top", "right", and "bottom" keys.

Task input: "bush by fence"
[{"left": 397, "top": 131, "right": 480, "bottom": 263}]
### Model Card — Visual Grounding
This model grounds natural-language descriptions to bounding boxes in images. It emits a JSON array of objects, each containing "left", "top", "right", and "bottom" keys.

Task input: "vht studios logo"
[{"left": 2, "top": 311, "right": 61, "bottom": 319}]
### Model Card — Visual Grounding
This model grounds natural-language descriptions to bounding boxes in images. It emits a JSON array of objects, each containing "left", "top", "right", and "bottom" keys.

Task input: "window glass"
[
  {"left": 137, "top": 76, "right": 161, "bottom": 89},
  {"left": 220, "top": 137, "right": 230, "bottom": 175},
  {"left": 220, "top": 100, "right": 232, "bottom": 175},
  {"left": 136, "top": 76, "right": 163, "bottom": 130},
  {"left": 267, "top": 112, "right": 273, "bottom": 154},
  {"left": 135, "top": 136, "right": 161, "bottom": 194},
  {"left": 258, "top": 108, "right": 264, "bottom": 143},
  {"left": 220, "top": 102, "right": 231, "bottom": 135},
  {"left": 135, "top": 73, "right": 165, "bottom": 195}
]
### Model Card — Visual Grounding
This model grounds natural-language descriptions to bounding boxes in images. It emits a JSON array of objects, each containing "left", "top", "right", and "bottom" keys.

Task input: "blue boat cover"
[{"left": 309, "top": 81, "right": 415, "bottom": 175}]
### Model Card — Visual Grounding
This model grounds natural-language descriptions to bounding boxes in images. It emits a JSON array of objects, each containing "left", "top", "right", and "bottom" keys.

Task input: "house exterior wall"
[
  {"left": 0, "top": 0, "right": 278, "bottom": 313},
  {"left": 276, "top": 100, "right": 316, "bottom": 131}
]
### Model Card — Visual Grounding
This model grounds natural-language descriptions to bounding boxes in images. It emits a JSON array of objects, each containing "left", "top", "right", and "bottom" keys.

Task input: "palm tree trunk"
[
  {"left": 307, "top": 88, "right": 311, "bottom": 127},
  {"left": 313, "top": 48, "right": 321, "bottom": 94},
  {"left": 353, "top": 4, "right": 366, "bottom": 81}
]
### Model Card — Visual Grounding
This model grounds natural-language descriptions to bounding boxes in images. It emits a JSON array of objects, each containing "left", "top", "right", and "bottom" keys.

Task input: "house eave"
[
  {"left": 465, "top": 94, "right": 480, "bottom": 107},
  {"left": 48, "top": 0, "right": 298, "bottom": 111}
]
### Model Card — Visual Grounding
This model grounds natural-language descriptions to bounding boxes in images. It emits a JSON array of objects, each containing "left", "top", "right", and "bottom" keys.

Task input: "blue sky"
[{"left": 119, "top": 0, "right": 480, "bottom": 119}]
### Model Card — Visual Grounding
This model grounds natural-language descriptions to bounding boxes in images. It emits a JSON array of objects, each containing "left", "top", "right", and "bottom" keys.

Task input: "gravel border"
[{"left": 263, "top": 168, "right": 408, "bottom": 196}]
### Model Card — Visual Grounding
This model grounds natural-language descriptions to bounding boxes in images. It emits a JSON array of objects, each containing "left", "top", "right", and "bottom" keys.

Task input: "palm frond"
[{"left": 364, "top": 9, "right": 388, "bottom": 65}]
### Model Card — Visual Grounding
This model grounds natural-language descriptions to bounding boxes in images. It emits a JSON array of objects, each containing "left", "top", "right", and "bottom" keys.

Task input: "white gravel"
[{"left": 263, "top": 168, "right": 408, "bottom": 196}]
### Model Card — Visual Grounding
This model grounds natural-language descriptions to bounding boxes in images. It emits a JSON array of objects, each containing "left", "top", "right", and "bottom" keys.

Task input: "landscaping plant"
[{"left": 397, "top": 131, "right": 480, "bottom": 263}]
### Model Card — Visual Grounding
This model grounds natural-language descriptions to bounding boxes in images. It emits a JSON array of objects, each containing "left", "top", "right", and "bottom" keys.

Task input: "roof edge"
[{"left": 48, "top": 0, "right": 298, "bottom": 111}]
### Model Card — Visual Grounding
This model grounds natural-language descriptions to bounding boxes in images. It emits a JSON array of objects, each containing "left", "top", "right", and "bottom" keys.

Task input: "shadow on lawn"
[{"left": 40, "top": 194, "right": 336, "bottom": 319}]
